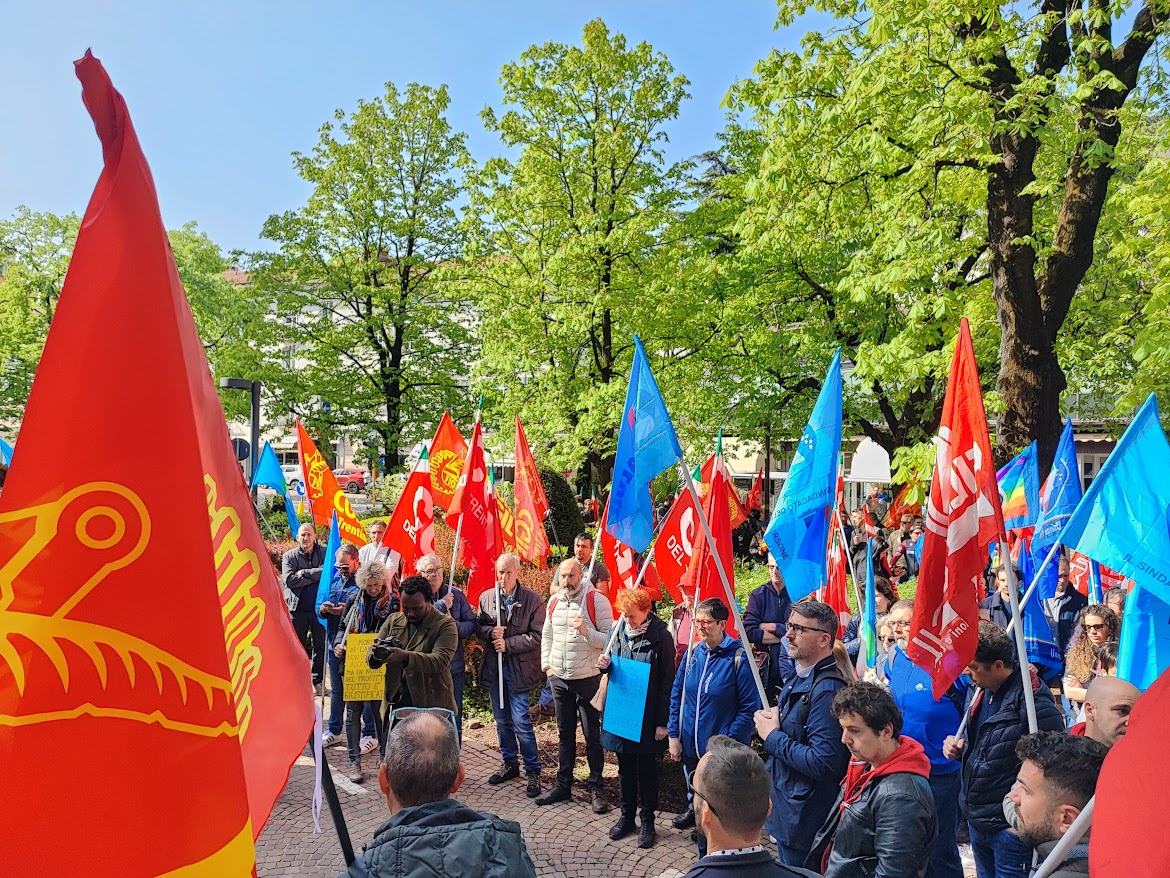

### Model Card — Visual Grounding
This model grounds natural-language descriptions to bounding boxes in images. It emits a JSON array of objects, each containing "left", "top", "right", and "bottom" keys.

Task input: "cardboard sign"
[
  {"left": 601, "top": 655, "right": 650, "bottom": 741},
  {"left": 343, "top": 633, "right": 386, "bottom": 701}
]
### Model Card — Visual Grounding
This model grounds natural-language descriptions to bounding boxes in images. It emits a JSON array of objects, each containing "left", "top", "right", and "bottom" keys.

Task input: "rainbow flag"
[{"left": 996, "top": 441, "right": 1040, "bottom": 534}]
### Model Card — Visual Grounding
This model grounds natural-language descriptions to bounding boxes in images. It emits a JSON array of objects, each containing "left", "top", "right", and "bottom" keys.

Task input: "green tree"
[
  {"left": 734, "top": 0, "right": 1170, "bottom": 470},
  {"left": 250, "top": 82, "right": 475, "bottom": 471},
  {"left": 465, "top": 20, "right": 691, "bottom": 491}
]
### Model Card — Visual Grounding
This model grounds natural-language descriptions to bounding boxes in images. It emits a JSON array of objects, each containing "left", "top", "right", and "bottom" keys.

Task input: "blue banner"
[
  {"left": 251, "top": 440, "right": 300, "bottom": 537},
  {"left": 601, "top": 655, "right": 651, "bottom": 741},
  {"left": 315, "top": 510, "right": 342, "bottom": 619},
  {"left": 1118, "top": 583, "right": 1170, "bottom": 691}
]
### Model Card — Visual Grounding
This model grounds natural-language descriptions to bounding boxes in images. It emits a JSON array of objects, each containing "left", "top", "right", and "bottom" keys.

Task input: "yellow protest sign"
[{"left": 343, "top": 633, "right": 386, "bottom": 701}]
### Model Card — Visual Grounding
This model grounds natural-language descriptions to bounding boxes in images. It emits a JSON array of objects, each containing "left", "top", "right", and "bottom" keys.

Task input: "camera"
[{"left": 369, "top": 634, "right": 404, "bottom": 663}]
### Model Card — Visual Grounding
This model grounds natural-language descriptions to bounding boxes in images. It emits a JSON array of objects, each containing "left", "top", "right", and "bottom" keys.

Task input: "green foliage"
[
  {"left": 539, "top": 465, "right": 584, "bottom": 551},
  {"left": 250, "top": 81, "right": 476, "bottom": 472}
]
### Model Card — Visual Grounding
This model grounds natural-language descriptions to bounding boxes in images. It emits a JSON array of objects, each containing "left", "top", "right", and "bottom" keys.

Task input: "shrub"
[{"left": 540, "top": 465, "right": 584, "bottom": 558}]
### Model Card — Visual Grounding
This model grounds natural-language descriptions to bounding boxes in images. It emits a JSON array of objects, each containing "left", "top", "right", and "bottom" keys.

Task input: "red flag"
[
  {"left": 382, "top": 447, "right": 435, "bottom": 576},
  {"left": 883, "top": 484, "right": 922, "bottom": 529},
  {"left": 598, "top": 499, "right": 664, "bottom": 602},
  {"left": 0, "top": 53, "right": 312, "bottom": 872},
  {"left": 655, "top": 483, "right": 698, "bottom": 601},
  {"left": 745, "top": 468, "right": 764, "bottom": 514},
  {"left": 700, "top": 455, "right": 748, "bottom": 529},
  {"left": 296, "top": 421, "right": 367, "bottom": 546},
  {"left": 862, "top": 504, "right": 881, "bottom": 539},
  {"left": 1068, "top": 550, "right": 1092, "bottom": 597},
  {"left": 511, "top": 417, "right": 551, "bottom": 567},
  {"left": 494, "top": 487, "right": 518, "bottom": 556},
  {"left": 447, "top": 419, "right": 499, "bottom": 605},
  {"left": 824, "top": 512, "right": 852, "bottom": 638},
  {"left": 429, "top": 412, "right": 468, "bottom": 513},
  {"left": 906, "top": 319, "right": 1005, "bottom": 699},
  {"left": 1091, "top": 664, "right": 1170, "bottom": 873},
  {"left": 685, "top": 451, "right": 743, "bottom": 641}
]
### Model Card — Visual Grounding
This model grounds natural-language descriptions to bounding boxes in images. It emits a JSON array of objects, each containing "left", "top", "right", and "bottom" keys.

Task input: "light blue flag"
[
  {"left": 1031, "top": 419, "right": 1080, "bottom": 598},
  {"left": 1018, "top": 542, "right": 1063, "bottom": 677},
  {"left": 607, "top": 336, "right": 683, "bottom": 552},
  {"left": 1118, "top": 583, "right": 1170, "bottom": 691},
  {"left": 315, "top": 510, "right": 342, "bottom": 620},
  {"left": 862, "top": 538, "right": 877, "bottom": 669},
  {"left": 763, "top": 350, "right": 843, "bottom": 601},
  {"left": 1059, "top": 394, "right": 1170, "bottom": 605},
  {"left": 251, "top": 440, "right": 300, "bottom": 537},
  {"left": 0, "top": 435, "right": 13, "bottom": 465}
]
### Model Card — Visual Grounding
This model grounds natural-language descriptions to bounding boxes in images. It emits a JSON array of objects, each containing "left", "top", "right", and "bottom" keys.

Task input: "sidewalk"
[{"left": 255, "top": 737, "right": 699, "bottom": 878}]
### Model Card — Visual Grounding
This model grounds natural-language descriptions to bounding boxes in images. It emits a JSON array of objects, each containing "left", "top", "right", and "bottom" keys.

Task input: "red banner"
[
  {"left": 745, "top": 468, "right": 763, "bottom": 514},
  {"left": 907, "top": 319, "right": 1004, "bottom": 698},
  {"left": 513, "top": 417, "right": 551, "bottom": 567},
  {"left": 429, "top": 412, "right": 468, "bottom": 513},
  {"left": 823, "top": 512, "right": 852, "bottom": 638},
  {"left": 599, "top": 501, "right": 664, "bottom": 603},
  {"left": 0, "top": 53, "right": 312, "bottom": 872},
  {"left": 448, "top": 420, "right": 499, "bottom": 605},
  {"left": 685, "top": 453, "right": 744, "bottom": 641},
  {"left": 296, "top": 422, "right": 367, "bottom": 546},
  {"left": 383, "top": 449, "right": 435, "bottom": 576}
]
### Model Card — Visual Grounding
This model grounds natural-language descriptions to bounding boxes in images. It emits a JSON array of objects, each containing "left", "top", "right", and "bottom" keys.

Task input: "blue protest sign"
[{"left": 602, "top": 655, "right": 651, "bottom": 741}]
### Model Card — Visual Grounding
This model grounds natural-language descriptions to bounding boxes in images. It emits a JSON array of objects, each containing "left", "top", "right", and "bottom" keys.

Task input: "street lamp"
[{"left": 219, "top": 377, "right": 261, "bottom": 494}]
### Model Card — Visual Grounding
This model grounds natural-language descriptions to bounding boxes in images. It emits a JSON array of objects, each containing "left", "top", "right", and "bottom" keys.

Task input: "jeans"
[
  {"left": 326, "top": 649, "right": 345, "bottom": 734},
  {"left": 927, "top": 770, "right": 965, "bottom": 878},
  {"left": 968, "top": 822, "right": 1033, "bottom": 878},
  {"left": 292, "top": 607, "right": 326, "bottom": 686},
  {"left": 617, "top": 752, "right": 658, "bottom": 822},
  {"left": 539, "top": 679, "right": 555, "bottom": 708},
  {"left": 346, "top": 700, "right": 384, "bottom": 765},
  {"left": 549, "top": 674, "right": 603, "bottom": 790},
  {"left": 488, "top": 665, "right": 541, "bottom": 775},
  {"left": 452, "top": 669, "right": 466, "bottom": 744}
]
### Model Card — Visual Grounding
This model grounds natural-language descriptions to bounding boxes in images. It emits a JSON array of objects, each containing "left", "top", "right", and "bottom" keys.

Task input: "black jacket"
[
  {"left": 683, "top": 851, "right": 818, "bottom": 878},
  {"left": 282, "top": 543, "right": 326, "bottom": 604},
  {"left": 961, "top": 668, "right": 1065, "bottom": 831},
  {"left": 1047, "top": 589, "right": 1088, "bottom": 655},
  {"left": 600, "top": 615, "right": 674, "bottom": 754},
  {"left": 476, "top": 584, "right": 546, "bottom": 694},
  {"left": 341, "top": 798, "right": 536, "bottom": 878},
  {"left": 808, "top": 771, "right": 937, "bottom": 878}
]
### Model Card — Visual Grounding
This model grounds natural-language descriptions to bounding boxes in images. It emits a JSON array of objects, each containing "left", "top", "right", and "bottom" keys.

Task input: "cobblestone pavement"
[{"left": 256, "top": 736, "right": 700, "bottom": 878}]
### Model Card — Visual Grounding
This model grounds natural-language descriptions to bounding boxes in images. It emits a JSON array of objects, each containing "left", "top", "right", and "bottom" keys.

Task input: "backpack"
[
  {"left": 779, "top": 660, "right": 848, "bottom": 742},
  {"left": 548, "top": 589, "right": 604, "bottom": 628}
]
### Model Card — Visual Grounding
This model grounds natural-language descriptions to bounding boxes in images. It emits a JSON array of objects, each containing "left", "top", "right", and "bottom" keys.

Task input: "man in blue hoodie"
[
  {"left": 667, "top": 597, "right": 761, "bottom": 851},
  {"left": 885, "top": 599, "right": 967, "bottom": 878},
  {"left": 753, "top": 600, "right": 850, "bottom": 868}
]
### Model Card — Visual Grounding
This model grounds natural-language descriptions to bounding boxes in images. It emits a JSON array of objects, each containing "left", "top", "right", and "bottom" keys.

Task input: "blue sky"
[{"left": 1, "top": 1, "right": 829, "bottom": 254}]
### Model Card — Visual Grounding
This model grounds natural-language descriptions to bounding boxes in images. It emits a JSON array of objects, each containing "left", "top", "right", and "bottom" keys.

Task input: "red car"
[{"left": 333, "top": 467, "right": 367, "bottom": 493}]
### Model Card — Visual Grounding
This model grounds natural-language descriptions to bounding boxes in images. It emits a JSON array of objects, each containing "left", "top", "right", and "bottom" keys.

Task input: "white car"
[{"left": 281, "top": 464, "right": 305, "bottom": 493}]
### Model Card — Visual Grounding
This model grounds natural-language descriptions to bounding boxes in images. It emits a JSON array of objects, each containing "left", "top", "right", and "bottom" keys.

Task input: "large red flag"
[
  {"left": 745, "top": 468, "right": 764, "bottom": 514},
  {"left": 1091, "top": 665, "right": 1170, "bottom": 874},
  {"left": 700, "top": 455, "right": 749, "bottom": 529},
  {"left": 296, "top": 421, "right": 367, "bottom": 546},
  {"left": 494, "top": 489, "right": 519, "bottom": 556},
  {"left": 382, "top": 447, "right": 436, "bottom": 576},
  {"left": 685, "top": 451, "right": 743, "bottom": 641},
  {"left": 823, "top": 512, "right": 852, "bottom": 638},
  {"left": 447, "top": 419, "right": 499, "bottom": 605},
  {"left": 429, "top": 412, "right": 468, "bottom": 513},
  {"left": 513, "top": 417, "right": 551, "bottom": 567},
  {"left": 655, "top": 455, "right": 741, "bottom": 600},
  {"left": 906, "top": 319, "right": 1004, "bottom": 698},
  {"left": 0, "top": 53, "right": 312, "bottom": 872},
  {"left": 599, "top": 500, "right": 664, "bottom": 603}
]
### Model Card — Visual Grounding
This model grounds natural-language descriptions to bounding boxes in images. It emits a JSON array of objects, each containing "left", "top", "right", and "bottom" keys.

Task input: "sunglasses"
[
  {"left": 880, "top": 636, "right": 897, "bottom": 646},
  {"left": 387, "top": 706, "right": 457, "bottom": 736},
  {"left": 686, "top": 776, "right": 720, "bottom": 819},
  {"left": 1084, "top": 623, "right": 1109, "bottom": 633}
]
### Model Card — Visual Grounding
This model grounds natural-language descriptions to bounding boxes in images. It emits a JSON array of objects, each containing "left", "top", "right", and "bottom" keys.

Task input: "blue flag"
[
  {"left": 314, "top": 510, "right": 342, "bottom": 619},
  {"left": 1118, "top": 583, "right": 1170, "bottom": 690},
  {"left": 607, "top": 336, "right": 683, "bottom": 552},
  {"left": 251, "top": 440, "right": 300, "bottom": 538},
  {"left": 1030, "top": 419, "right": 1081, "bottom": 598},
  {"left": 0, "top": 435, "right": 13, "bottom": 465},
  {"left": 1059, "top": 394, "right": 1170, "bottom": 605},
  {"left": 861, "top": 537, "right": 877, "bottom": 669},
  {"left": 763, "top": 350, "right": 843, "bottom": 601},
  {"left": 997, "top": 442, "right": 1041, "bottom": 533},
  {"left": 1018, "top": 542, "right": 1063, "bottom": 677}
]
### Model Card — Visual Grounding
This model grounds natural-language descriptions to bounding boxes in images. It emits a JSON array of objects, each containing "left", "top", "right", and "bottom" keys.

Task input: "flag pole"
[
  {"left": 446, "top": 405, "right": 481, "bottom": 595},
  {"left": 954, "top": 686, "right": 980, "bottom": 740},
  {"left": 836, "top": 505, "right": 865, "bottom": 616},
  {"left": 678, "top": 457, "right": 768, "bottom": 706},
  {"left": 1030, "top": 797, "right": 1093, "bottom": 878},
  {"left": 601, "top": 510, "right": 671, "bottom": 659},
  {"left": 1001, "top": 540, "right": 1062, "bottom": 654},
  {"left": 1000, "top": 533, "right": 1039, "bottom": 733}
]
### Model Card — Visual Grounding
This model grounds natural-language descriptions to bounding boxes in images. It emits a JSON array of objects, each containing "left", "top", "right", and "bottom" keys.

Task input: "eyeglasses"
[
  {"left": 889, "top": 620, "right": 911, "bottom": 629},
  {"left": 694, "top": 617, "right": 723, "bottom": 628},
  {"left": 685, "top": 776, "right": 720, "bottom": 819},
  {"left": 785, "top": 621, "right": 832, "bottom": 636},
  {"left": 416, "top": 567, "right": 442, "bottom": 576},
  {"left": 386, "top": 706, "right": 457, "bottom": 737},
  {"left": 1084, "top": 623, "right": 1109, "bottom": 633}
]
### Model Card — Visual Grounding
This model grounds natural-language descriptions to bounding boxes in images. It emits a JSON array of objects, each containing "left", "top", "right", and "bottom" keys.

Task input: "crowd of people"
[{"left": 280, "top": 516, "right": 1135, "bottom": 878}]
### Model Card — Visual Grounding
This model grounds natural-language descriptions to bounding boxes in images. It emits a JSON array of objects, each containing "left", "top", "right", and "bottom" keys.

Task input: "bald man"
[{"left": 1071, "top": 676, "right": 1140, "bottom": 748}]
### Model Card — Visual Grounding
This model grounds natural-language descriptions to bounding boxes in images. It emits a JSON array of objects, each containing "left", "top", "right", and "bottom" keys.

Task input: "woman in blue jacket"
[{"left": 667, "top": 597, "right": 761, "bottom": 845}]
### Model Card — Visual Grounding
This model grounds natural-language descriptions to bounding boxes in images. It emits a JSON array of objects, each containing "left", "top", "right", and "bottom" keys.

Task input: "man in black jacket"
[
  {"left": 682, "top": 735, "right": 817, "bottom": 878},
  {"left": 1045, "top": 558, "right": 1087, "bottom": 656},
  {"left": 476, "top": 553, "right": 546, "bottom": 798},
  {"left": 340, "top": 711, "right": 537, "bottom": 878},
  {"left": 943, "top": 623, "right": 1065, "bottom": 878},
  {"left": 282, "top": 522, "right": 327, "bottom": 690},
  {"left": 807, "top": 683, "right": 936, "bottom": 878}
]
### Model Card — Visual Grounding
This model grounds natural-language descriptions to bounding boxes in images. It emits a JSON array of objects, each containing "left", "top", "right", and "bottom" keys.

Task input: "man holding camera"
[{"left": 367, "top": 575, "right": 459, "bottom": 747}]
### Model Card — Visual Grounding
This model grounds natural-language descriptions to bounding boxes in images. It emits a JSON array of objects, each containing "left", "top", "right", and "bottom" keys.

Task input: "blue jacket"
[
  {"left": 743, "top": 581, "right": 794, "bottom": 688},
  {"left": 668, "top": 635, "right": 761, "bottom": 758},
  {"left": 884, "top": 646, "right": 966, "bottom": 775},
  {"left": 434, "top": 583, "right": 476, "bottom": 676},
  {"left": 763, "top": 654, "right": 850, "bottom": 853},
  {"left": 319, "top": 572, "right": 359, "bottom": 644}
]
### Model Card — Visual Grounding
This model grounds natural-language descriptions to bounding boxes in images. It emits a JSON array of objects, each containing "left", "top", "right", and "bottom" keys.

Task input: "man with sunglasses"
[
  {"left": 753, "top": 601, "right": 849, "bottom": 868},
  {"left": 681, "top": 735, "right": 817, "bottom": 878}
]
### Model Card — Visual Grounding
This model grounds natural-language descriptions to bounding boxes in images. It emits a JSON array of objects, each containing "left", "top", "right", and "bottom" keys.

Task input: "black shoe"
[
  {"left": 671, "top": 807, "right": 695, "bottom": 830},
  {"left": 526, "top": 775, "right": 541, "bottom": 798},
  {"left": 591, "top": 788, "right": 611, "bottom": 814},
  {"left": 535, "top": 785, "right": 571, "bottom": 806},
  {"left": 638, "top": 821, "right": 656, "bottom": 849},
  {"left": 488, "top": 763, "right": 520, "bottom": 785},
  {"left": 609, "top": 815, "right": 636, "bottom": 840}
]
